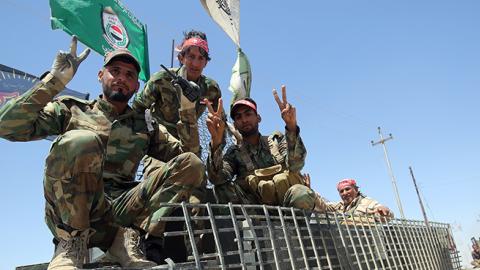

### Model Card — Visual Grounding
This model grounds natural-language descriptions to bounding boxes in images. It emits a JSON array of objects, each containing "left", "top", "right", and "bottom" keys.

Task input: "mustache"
[{"left": 112, "top": 81, "right": 128, "bottom": 90}]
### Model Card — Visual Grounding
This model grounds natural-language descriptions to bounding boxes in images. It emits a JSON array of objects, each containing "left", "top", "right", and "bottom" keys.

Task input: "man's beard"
[
  {"left": 238, "top": 125, "right": 259, "bottom": 138},
  {"left": 103, "top": 86, "right": 133, "bottom": 102}
]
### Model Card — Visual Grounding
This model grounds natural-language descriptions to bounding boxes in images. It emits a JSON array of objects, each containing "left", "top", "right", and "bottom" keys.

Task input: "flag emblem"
[
  {"left": 0, "top": 92, "right": 19, "bottom": 106},
  {"left": 102, "top": 7, "right": 129, "bottom": 48}
]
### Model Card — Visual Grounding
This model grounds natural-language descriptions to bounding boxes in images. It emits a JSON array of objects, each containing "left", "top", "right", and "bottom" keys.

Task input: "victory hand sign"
[
  {"left": 205, "top": 98, "right": 225, "bottom": 150},
  {"left": 50, "top": 36, "right": 90, "bottom": 86},
  {"left": 273, "top": 85, "right": 297, "bottom": 132}
]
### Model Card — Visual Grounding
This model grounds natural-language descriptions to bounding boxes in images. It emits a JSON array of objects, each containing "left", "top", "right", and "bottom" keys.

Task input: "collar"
[
  {"left": 177, "top": 65, "right": 205, "bottom": 85},
  {"left": 96, "top": 96, "right": 135, "bottom": 120},
  {"left": 342, "top": 194, "right": 364, "bottom": 211},
  {"left": 241, "top": 133, "right": 268, "bottom": 151}
]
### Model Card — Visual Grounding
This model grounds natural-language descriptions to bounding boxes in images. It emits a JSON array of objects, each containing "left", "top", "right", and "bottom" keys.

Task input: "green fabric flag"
[
  {"left": 229, "top": 48, "right": 252, "bottom": 103},
  {"left": 49, "top": 0, "right": 150, "bottom": 81}
]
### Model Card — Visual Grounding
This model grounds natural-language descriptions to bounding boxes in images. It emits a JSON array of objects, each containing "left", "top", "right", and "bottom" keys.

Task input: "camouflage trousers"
[
  {"left": 143, "top": 155, "right": 206, "bottom": 205},
  {"left": 214, "top": 173, "right": 317, "bottom": 210},
  {"left": 143, "top": 155, "right": 207, "bottom": 231},
  {"left": 43, "top": 130, "right": 204, "bottom": 249}
]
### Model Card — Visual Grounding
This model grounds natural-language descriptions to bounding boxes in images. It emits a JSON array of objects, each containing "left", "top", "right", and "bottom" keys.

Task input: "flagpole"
[{"left": 170, "top": 39, "right": 175, "bottom": 68}]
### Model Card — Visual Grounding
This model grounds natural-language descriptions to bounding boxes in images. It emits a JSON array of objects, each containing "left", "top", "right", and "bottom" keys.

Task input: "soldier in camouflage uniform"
[
  {"left": 0, "top": 37, "right": 204, "bottom": 269},
  {"left": 325, "top": 179, "right": 393, "bottom": 218},
  {"left": 205, "top": 85, "right": 316, "bottom": 209},
  {"left": 472, "top": 242, "right": 480, "bottom": 268},
  {"left": 133, "top": 30, "right": 221, "bottom": 169},
  {"left": 132, "top": 30, "right": 222, "bottom": 262}
]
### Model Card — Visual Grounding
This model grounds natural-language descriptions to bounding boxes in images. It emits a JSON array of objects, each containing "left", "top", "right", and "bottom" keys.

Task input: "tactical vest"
[
  {"left": 238, "top": 132, "right": 303, "bottom": 205},
  {"left": 238, "top": 131, "right": 285, "bottom": 173}
]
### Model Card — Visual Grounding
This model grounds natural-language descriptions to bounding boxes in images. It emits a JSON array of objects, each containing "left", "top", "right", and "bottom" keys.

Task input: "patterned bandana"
[
  {"left": 337, "top": 179, "right": 357, "bottom": 191},
  {"left": 180, "top": 37, "right": 209, "bottom": 53}
]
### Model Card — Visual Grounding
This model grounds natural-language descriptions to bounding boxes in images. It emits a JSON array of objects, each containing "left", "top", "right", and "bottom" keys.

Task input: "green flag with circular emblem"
[{"left": 49, "top": 0, "right": 150, "bottom": 81}]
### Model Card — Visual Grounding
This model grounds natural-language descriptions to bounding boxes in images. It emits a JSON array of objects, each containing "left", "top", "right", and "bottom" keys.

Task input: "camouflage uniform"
[
  {"left": 133, "top": 66, "right": 222, "bottom": 203},
  {"left": 0, "top": 74, "right": 203, "bottom": 250},
  {"left": 208, "top": 128, "right": 316, "bottom": 209},
  {"left": 325, "top": 194, "right": 393, "bottom": 218},
  {"left": 472, "top": 248, "right": 480, "bottom": 268}
]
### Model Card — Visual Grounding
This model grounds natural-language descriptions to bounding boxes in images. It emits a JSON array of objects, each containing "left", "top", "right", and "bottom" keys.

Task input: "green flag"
[
  {"left": 229, "top": 48, "right": 252, "bottom": 103},
  {"left": 49, "top": 0, "right": 150, "bottom": 81}
]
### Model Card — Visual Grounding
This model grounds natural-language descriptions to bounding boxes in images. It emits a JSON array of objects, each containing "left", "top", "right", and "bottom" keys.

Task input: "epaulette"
[
  {"left": 55, "top": 95, "right": 92, "bottom": 105},
  {"left": 149, "top": 69, "right": 176, "bottom": 82},
  {"left": 54, "top": 95, "right": 93, "bottom": 111}
]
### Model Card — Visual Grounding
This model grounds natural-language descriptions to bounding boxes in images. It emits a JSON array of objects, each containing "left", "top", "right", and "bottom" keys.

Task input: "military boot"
[
  {"left": 48, "top": 228, "right": 91, "bottom": 270},
  {"left": 104, "top": 227, "right": 157, "bottom": 268}
]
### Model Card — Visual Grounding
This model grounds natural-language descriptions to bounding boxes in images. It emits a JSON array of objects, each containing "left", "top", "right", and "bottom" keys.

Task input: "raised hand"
[
  {"left": 50, "top": 36, "right": 90, "bottom": 86},
  {"left": 303, "top": 173, "right": 311, "bottom": 188},
  {"left": 273, "top": 85, "right": 297, "bottom": 132},
  {"left": 205, "top": 98, "right": 225, "bottom": 150}
]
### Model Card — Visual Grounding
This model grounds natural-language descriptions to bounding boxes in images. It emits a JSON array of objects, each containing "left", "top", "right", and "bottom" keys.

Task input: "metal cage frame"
[{"left": 148, "top": 202, "right": 462, "bottom": 270}]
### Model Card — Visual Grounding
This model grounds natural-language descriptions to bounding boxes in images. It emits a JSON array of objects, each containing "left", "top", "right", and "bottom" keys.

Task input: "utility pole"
[
  {"left": 409, "top": 166, "right": 429, "bottom": 227},
  {"left": 371, "top": 127, "right": 405, "bottom": 219}
]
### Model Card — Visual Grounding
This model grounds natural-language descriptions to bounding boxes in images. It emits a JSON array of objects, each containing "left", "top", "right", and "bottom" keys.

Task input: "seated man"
[
  {"left": 132, "top": 30, "right": 222, "bottom": 263},
  {"left": 326, "top": 179, "right": 393, "bottom": 218},
  {"left": 472, "top": 243, "right": 480, "bottom": 268},
  {"left": 0, "top": 37, "right": 204, "bottom": 269},
  {"left": 133, "top": 29, "right": 222, "bottom": 172},
  {"left": 205, "top": 85, "right": 316, "bottom": 209}
]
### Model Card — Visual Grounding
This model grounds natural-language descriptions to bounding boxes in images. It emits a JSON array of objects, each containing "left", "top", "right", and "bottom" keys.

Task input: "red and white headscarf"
[
  {"left": 177, "top": 37, "right": 209, "bottom": 53},
  {"left": 337, "top": 179, "right": 357, "bottom": 191}
]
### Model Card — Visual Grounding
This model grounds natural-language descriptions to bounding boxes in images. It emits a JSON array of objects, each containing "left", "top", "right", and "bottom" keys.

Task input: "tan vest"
[{"left": 238, "top": 133, "right": 303, "bottom": 205}]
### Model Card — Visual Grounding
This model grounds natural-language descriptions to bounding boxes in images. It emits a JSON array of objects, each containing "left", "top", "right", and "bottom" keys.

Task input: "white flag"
[
  {"left": 200, "top": 0, "right": 240, "bottom": 47},
  {"left": 229, "top": 48, "right": 252, "bottom": 102}
]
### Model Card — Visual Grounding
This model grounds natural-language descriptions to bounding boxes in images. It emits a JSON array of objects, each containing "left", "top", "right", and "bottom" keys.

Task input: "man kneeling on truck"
[
  {"left": 0, "top": 37, "right": 204, "bottom": 269},
  {"left": 205, "top": 85, "right": 316, "bottom": 209}
]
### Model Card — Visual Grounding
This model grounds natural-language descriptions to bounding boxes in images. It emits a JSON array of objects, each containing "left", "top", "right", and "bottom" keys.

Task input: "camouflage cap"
[{"left": 104, "top": 48, "right": 141, "bottom": 73}]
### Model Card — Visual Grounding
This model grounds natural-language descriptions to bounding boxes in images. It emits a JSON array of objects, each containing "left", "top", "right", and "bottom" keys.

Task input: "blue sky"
[{"left": 1, "top": 0, "right": 479, "bottom": 268}]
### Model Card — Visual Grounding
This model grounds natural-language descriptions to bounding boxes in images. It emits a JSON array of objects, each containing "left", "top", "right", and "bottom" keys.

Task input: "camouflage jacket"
[
  {"left": 0, "top": 74, "right": 199, "bottom": 194},
  {"left": 132, "top": 66, "right": 221, "bottom": 138},
  {"left": 207, "top": 128, "right": 306, "bottom": 190},
  {"left": 473, "top": 250, "right": 480, "bottom": 260},
  {"left": 326, "top": 194, "right": 392, "bottom": 217}
]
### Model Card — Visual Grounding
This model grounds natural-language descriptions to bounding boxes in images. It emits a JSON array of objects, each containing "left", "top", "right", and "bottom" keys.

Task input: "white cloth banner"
[{"left": 200, "top": 0, "right": 240, "bottom": 47}]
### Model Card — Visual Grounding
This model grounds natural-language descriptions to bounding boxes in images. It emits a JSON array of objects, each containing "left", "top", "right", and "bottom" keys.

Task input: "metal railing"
[{"left": 150, "top": 202, "right": 462, "bottom": 270}]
